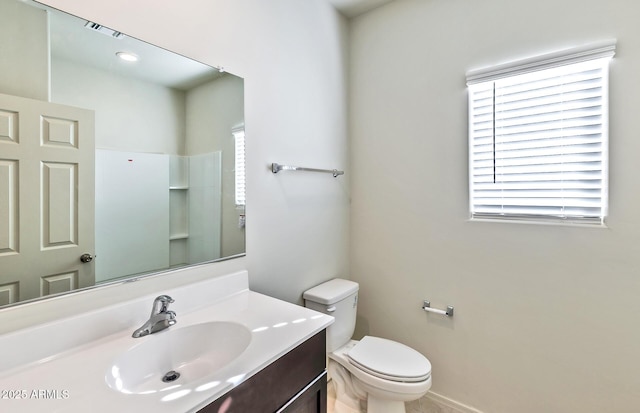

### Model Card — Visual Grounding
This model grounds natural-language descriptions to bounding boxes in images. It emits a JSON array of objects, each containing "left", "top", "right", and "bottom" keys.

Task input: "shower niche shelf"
[{"left": 169, "top": 155, "right": 189, "bottom": 266}]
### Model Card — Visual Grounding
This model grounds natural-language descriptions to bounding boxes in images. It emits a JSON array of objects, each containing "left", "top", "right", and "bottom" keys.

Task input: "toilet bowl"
[
  {"left": 303, "top": 279, "right": 432, "bottom": 413},
  {"left": 330, "top": 338, "right": 431, "bottom": 413}
]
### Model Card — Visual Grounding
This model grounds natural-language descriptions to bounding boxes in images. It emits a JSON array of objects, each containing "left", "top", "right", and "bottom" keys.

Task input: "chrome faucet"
[{"left": 132, "top": 295, "right": 177, "bottom": 338}]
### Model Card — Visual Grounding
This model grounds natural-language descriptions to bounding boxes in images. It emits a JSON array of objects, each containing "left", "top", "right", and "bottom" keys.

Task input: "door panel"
[
  {"left": 0, "top": 159, "right": 18, "bottom": 254},
  {"left": 41, "top": 271, "right": 78, "bottom": 296},
  {"left": 42, "top": 161, "right": 78, "bottom": 248},
  {"left": 0, "top": 93, "right": 94, "bottom": 306},
  {"left": 0, "top": 109, "right": 18, "bottom": 144}
]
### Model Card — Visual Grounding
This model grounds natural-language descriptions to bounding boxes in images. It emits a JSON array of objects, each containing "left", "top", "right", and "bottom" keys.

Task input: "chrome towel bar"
[
  {"left": 422, "top": 300, "right": 454, "bottom": 317},
  {"left": 271, "top": 162, "right": 344, "bottom": 177}
]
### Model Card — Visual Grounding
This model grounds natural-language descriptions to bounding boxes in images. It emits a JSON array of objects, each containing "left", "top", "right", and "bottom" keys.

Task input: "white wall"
[
  {"left": 43, "top": 0, "right": 350, "bottom": 305},
  {"left": 52, "top": 58, "right": 186, "bottom": 154},
  {"left": 185, "top": 74, "right": 245, "bottom": 257},
  {"left": 349, "top": 0, "right": 640, "bottom": 412},
  {"left": 0, "top": 0, "right": 48, "bottom": 101},
  {"left": 0, "top": 0, "right": 349, "bottom": 330}
]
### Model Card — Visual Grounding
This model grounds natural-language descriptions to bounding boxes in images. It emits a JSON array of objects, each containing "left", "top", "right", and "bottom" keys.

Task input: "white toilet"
[{"left": 304, "top": 278, "right": 432, "bottom": 413}]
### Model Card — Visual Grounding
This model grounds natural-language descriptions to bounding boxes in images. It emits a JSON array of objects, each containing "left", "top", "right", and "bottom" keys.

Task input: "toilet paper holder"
[{"left": 422, "top": 300, "right": 454, "bottom": 317}]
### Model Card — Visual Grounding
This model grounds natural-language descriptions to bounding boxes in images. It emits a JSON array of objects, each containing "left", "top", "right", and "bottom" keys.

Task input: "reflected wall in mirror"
[{"left": 0, "top": 0, "right": 245, "bottom": 308}]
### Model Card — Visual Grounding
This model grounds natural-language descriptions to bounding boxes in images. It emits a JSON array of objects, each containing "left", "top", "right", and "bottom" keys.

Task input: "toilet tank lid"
[{"left": 303, "top": 278, "right": 359, "bottom": 305}]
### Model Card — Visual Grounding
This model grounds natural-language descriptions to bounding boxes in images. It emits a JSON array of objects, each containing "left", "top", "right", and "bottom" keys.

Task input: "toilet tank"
[{"left": 303, "top": 278, "right": 359, "bottom": 352}]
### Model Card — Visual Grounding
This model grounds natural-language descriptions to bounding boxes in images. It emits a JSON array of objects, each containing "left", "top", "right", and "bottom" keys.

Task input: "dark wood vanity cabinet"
[{"left": 198, "top": 330, "right": 327, "bottom": 413}]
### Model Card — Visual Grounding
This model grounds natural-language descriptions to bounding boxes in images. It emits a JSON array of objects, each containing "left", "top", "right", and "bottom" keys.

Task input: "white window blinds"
[
  {"left": 467, "top": 41, "right": 615, "bottom": 225},
  {"left": 233, "top": 127, "right": 246, "bottom": 207}
]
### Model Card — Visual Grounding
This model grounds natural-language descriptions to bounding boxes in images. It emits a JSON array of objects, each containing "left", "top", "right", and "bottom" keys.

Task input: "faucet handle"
[
  {"left": 155, "top": 294, "right": 174, "bottom": 303},
  {"left": 151, "top": 295, "right": 175, "bottom": 315}
]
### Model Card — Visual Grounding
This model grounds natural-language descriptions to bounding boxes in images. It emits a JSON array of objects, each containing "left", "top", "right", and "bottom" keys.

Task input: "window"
[
  {"left": 232, "top": 127, "right": 246, "bottom": 207},
  {"left": 467, "top": 41, "right": 615, "bottom": 225}
]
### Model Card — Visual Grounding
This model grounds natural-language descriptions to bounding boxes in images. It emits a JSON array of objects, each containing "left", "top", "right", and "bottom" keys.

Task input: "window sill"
[{"left": 468, "top": 217, "right": 608, "bottom": 229}]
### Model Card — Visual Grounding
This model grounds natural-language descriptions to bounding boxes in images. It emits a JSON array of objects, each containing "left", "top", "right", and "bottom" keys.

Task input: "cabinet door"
[
  {"left": 199, "top": 330, "right": 326, "bottom": 413},
  {"left": 278, "top": 372, "right": 327, "bottom": 413}
]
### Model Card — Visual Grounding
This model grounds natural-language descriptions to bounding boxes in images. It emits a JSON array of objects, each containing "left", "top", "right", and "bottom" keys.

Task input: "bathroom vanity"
[
  {"left": 0, "top": 270, "right": 333, "bottom": 413},
  {"left": 199, "top": 330, "right": 327, "bottom": 413}
]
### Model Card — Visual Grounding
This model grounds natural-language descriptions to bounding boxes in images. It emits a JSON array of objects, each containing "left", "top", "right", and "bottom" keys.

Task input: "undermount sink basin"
[{"left": 105, "top": 321, "right": 252, "bottom": 394}]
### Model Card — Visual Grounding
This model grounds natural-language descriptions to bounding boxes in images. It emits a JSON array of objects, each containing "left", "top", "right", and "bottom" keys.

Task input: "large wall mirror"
[{"left": 0, "top": 0, "right": 245, "bottom": 308}]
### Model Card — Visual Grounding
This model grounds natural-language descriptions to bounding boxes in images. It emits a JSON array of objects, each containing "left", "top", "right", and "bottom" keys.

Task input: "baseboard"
[{"left": 424, "top": 391, "right": 485, "bottom": 413}]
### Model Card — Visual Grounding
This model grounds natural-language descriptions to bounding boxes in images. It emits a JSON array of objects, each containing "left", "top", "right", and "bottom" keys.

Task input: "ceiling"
[
  {"left": 327, "top": 0, "right": 396, "bottom": 18},
  {"left": 43, "top": 0, "right": 396, "bottom": 90},
  {"left": 47, "top": 6, "right": 222, "bottom": 90}
]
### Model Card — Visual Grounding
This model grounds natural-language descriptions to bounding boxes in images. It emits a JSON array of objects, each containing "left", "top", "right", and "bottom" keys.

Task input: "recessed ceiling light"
[{"left": 116, "top": 52, "right": 138, "bottom": 62}]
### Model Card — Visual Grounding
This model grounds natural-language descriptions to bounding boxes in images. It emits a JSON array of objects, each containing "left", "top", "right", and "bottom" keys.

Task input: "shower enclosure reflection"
[{"left": 0, "top": 0, "right": 245, "bottom": 305}]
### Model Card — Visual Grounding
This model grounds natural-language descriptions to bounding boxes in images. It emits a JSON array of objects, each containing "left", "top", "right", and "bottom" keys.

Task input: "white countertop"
[{"left": 0, "top": 271, "right": 333, "bottom": 412}]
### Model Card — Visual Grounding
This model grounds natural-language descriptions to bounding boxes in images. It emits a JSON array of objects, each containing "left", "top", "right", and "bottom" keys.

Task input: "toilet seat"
[
  {"left": 346, "top": 336, "right": 431, "bottom": 383},
  {"left": 329, "top": 339, "right": 433, "bottom": 408}
]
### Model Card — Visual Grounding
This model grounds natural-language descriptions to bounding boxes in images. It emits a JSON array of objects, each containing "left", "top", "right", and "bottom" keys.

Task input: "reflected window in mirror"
[{"left": 233, "top": 127, "right": 246, "bottom": 208}]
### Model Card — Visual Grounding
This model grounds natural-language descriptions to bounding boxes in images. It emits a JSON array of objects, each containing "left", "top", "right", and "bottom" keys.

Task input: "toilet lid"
[{"left": 346, "top": 336, "right": 431, "bottom": 383}]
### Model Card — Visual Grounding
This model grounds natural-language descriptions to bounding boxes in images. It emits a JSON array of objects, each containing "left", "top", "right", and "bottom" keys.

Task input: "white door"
[{"left": 0, "top": 93, "right": 95, "bottom": 306}]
